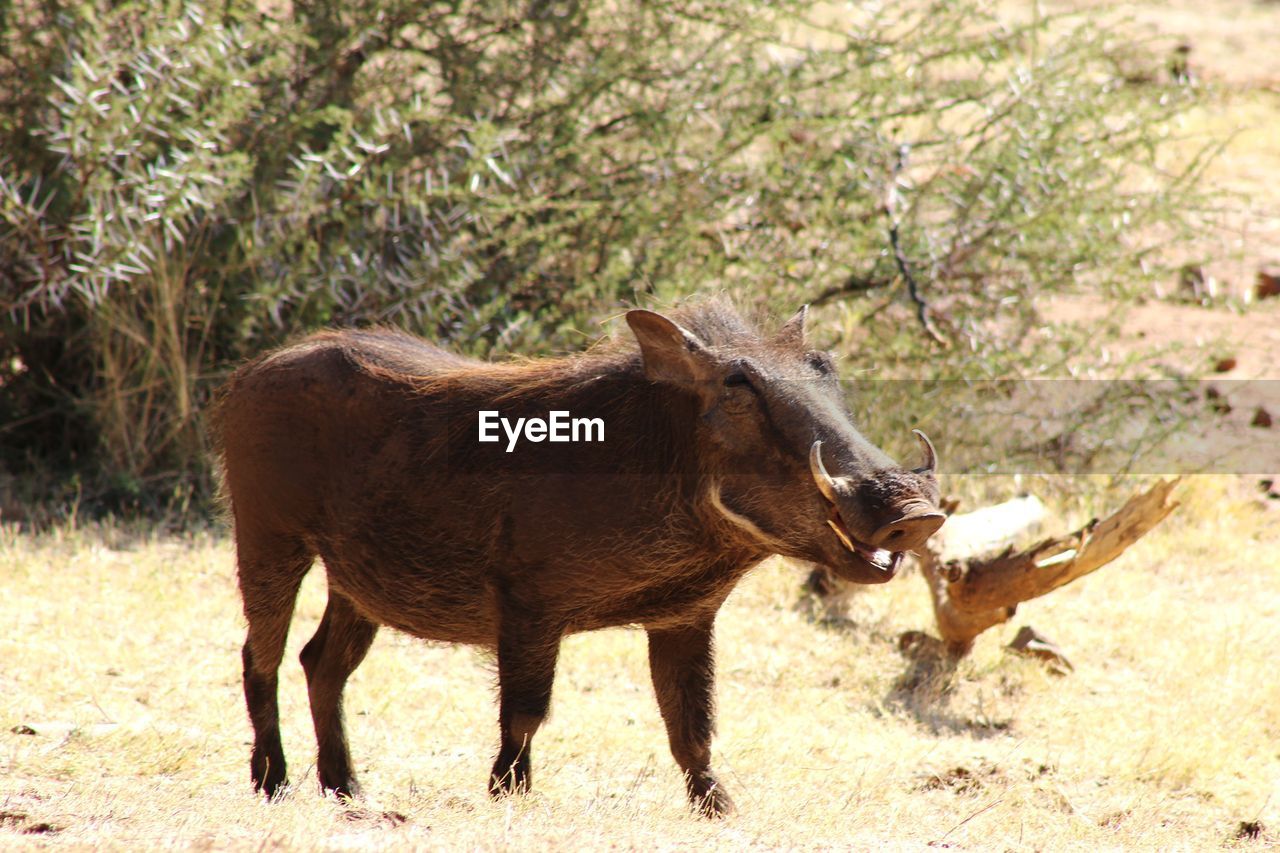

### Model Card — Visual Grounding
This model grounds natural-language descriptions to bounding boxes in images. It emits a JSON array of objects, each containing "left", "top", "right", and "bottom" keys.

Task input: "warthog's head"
[{"left": 628, "top": 304, "right": 943, "bottom": 583}]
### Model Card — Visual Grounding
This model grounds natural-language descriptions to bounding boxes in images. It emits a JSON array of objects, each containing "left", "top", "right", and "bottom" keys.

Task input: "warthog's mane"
[{"left": 320, "top": 296, "right": 777, "bottom": 405}]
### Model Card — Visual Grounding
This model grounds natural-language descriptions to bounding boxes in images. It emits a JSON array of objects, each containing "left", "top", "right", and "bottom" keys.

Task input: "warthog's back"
[
  {"left": 217, "top": 328, "right": 504, "bottom": 641},
  {"left": 215, "top": 330, "right": 469, "bottom": 545}
]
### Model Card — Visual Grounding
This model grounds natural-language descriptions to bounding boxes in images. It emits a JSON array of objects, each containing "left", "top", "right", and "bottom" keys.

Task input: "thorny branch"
[{"left": 885, "top": 144, "right": 949, "bottom": 347}]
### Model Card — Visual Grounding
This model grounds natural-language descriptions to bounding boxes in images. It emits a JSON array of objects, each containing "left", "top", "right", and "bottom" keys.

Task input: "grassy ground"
[{"left": 1, "top": 476, "right": 1277, "bottom": 849}]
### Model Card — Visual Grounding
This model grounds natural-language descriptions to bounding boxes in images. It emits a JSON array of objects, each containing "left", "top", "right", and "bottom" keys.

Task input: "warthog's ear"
[
  {"left": 774, "top": 305, "right": 808, "bottom": 350},
  {"left": 626, "top": 309, "right": 712, "bottom": 384}
]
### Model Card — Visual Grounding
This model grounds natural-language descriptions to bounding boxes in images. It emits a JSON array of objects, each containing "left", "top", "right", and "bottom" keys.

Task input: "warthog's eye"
[
  {"left": 806, "top": 352, "right": 835, "bottom": 375},
  {"left": 723, "top": 371, "right": 756, "bottom": 393}
]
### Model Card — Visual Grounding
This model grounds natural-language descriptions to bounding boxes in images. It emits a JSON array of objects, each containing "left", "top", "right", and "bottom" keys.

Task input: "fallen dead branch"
[
  {"left": 919, "top": 478, "right": 1181, "bottom": 657},
  {"left": 804, "top": 479, "right": 1182, "bottom": 668}
]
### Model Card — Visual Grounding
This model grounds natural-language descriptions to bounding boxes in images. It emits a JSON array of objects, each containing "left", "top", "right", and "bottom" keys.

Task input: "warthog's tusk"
[
  {"left": 826, "top": 519, "right": 856, "bottom": 552},
  {"left": 912, "top": 429, "right": 937, "bottom": 475},
  {"left": 809, "top": 441, "right": 840, "bottom": 503}
]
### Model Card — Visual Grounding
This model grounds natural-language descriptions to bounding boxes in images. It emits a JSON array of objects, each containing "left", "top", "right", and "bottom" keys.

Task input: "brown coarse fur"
[{"left": 212, "top": 298, "right": 943, "bottom": 817}]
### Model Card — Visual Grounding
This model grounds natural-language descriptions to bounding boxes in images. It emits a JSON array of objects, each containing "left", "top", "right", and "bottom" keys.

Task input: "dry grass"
[{"left": 2, "top": 476, "right": 1277, "bottom": 850}]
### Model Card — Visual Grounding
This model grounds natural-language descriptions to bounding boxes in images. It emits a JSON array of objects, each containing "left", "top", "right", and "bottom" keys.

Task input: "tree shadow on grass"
[
  {"left": 799, "top": 588, "right": 1016, "bottom": 739},
  {"left": 882, "top": 631, "right": 1013, "bottom": 739}
]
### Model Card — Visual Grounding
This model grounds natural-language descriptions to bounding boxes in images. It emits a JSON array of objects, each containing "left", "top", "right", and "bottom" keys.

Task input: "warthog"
[{"left": 214, "top": 299, "right": 944, "bottom": 816}]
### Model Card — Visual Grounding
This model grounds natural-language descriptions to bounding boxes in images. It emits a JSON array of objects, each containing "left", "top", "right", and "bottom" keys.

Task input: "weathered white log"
[
  {"left": 930, "top": 494, "right": 1047, "bottom": 562},
  {"left": 920, "top": 478, "right": 1181, "bottom": 656}
]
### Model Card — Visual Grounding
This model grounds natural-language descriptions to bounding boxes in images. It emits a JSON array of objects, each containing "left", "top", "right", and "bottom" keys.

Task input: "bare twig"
[
  {"left": 808, "top": 273, "right": 894, "bottom": 306},
  {"left": 885, "top": 145, "right": 948, "bottom": 347},
  {"left": 935, "top": 797, "right": 1005, "bottom": 844}
]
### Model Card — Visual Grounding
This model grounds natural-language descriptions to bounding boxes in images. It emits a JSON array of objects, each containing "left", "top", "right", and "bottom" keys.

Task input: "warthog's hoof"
[
  {"left": 488, "top": 757, "right": 532, "bottom": 798},
  {"left": 321, "top": 778, "right": 363, "bottom": 802},
  {"left": 251, "top": 754, "right": 288, "bottom": 801},
  {"left": 253, "top": 778, "right": 290, "bottom": 801},
  {"left": 688, "top": 772, "right": 735, "bottom": 818}
]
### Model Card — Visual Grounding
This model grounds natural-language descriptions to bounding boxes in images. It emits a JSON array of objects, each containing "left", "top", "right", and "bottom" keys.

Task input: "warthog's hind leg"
[
  {"left": 238, "top": 534, "right": 313, "bottom": 799},
  {"left": 300, "top": 592, "right": 379, "bottom": 799},
  {"left": 647, "top": 619, "right": 735, "bottom": 818},
  {"left": 489, "top": 616, "right": 561, "bottom": 798}
]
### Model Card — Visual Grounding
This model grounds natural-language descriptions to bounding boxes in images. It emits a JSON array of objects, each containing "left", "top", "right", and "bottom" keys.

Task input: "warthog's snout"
[
  {"left": 809, "top": 431, "right": 945, "bottom": 577},
  {"left": 869, "top": 507, "right": 946, "bottom": 553}
]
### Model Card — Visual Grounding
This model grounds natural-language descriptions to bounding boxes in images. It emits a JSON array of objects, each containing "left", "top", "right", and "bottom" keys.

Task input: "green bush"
[{"left": 0, "top": 0, "right": 1211, "bottom": 515}]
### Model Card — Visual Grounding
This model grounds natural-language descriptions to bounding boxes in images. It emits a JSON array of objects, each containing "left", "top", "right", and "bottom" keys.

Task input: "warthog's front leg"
[{"left": 647, "top": 619, "right": 735, "bottom": 817}]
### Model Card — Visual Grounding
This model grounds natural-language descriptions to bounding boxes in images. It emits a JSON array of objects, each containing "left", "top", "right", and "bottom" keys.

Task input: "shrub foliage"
[{"left": 0, "top": 0, "right": 1208, "bottom": 512}]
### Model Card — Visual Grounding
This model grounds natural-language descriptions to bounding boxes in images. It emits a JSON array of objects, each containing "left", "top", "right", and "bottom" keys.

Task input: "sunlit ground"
[{"left": 2, "top": 475, "right": 1276, "bottom": 849}]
